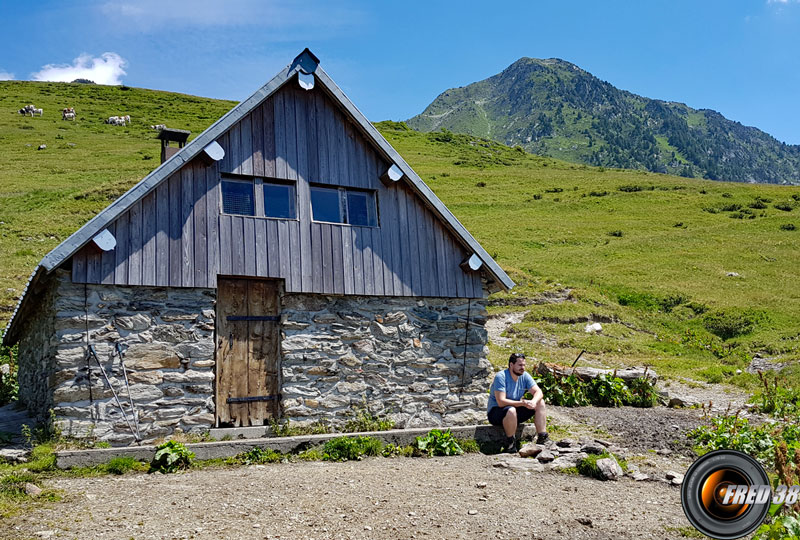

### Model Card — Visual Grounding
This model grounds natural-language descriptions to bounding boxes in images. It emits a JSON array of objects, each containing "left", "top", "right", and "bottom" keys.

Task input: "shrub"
[
  {"left": 702, "top": 308, "right": 768, "bottom": 340},
  {"left": 749, "top": 200, "right": 768, "bottom": 209},
  {"left": 607, "top": 230, "right": 623, "bottom": 237},
  {"left": 544, "top": 187, "right": 563, "bottom": 193},
  {"left": 617, "top": 185, "right": 643, "bottom": 192},
  {"left": 475, "top": 181, "right": 486, "bottom": 188},
  {"left": 775, "top": 202, "right": 795, "bottom": 212},
  {"left": 588, "top": 190, "right": 608, "bottom": 197},
  {"left": 780, "top": 223, "right": 796, "bottom": 231},
  {"left": 532, "top": 194, "right": 542, "bottom": 200},
  {"left": 322, "top": 436, "right": 383, "bottom": 461},
  {"left": 149, "top": 441, "right": 195, "bottom": 473},
  {"left": 720, "top": 203, "right": 742, "bottom": 212},
  {"left": 414, "top": 429, "right": 464, "bottom": 457},
  {"left": 752, "top": 511, "right": 800, "bottom": 540}
]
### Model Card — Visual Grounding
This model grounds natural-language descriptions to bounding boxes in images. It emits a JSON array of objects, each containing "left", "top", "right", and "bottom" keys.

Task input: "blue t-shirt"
[{"left": 487, "top": 369, "right": 538, "bottom": 411}]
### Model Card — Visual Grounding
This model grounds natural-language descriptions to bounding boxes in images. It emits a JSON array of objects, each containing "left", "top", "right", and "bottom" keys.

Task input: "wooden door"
[{"left": 215, "top": 277, "right": 281, "bottom": 426}]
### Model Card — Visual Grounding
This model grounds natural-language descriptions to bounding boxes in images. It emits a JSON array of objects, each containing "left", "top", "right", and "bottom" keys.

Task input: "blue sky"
[{"left": 1, "top": 1, "right": 799, "bottom": 144}]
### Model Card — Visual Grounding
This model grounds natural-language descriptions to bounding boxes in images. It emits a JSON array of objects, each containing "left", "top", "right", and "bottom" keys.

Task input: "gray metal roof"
[{"left": 3, "top": 48, "right": 513, "bottom": 345}]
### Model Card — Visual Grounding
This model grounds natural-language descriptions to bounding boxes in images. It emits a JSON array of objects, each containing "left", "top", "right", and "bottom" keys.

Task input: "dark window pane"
[
  {"left": 311, "top": 187, "right": 342, "bottom": 223},
  {"left": 346, "top": 190, "right": 377, "bottom": 226},
  {"left": 264, "top": 183, "right": 296, "bottom": 218},
  {"left": 221, "top": 180, "right": 254, "bottom": 216}
]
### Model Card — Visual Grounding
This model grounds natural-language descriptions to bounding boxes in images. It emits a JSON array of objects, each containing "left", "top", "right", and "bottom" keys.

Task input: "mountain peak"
[{"left": 407, "top": 59, "right": 799, "bottom": 184}]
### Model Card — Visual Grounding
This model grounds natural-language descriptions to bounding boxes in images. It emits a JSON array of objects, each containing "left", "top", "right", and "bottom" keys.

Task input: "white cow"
[
  {"left": 150, "top": 124, "right": 166, "bottom": 130},
  {"left": 62, "top": 107, "right": 76, "bottom": 120}
]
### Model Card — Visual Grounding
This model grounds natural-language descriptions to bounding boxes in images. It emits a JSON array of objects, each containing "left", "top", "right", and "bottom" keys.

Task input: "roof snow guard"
[{"left": 2, "top": 48, "right": 514, "bottom": 345}]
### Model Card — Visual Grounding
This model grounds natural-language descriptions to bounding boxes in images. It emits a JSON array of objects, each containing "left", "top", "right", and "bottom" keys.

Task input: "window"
[
  {"left": 264, "top": 183, "right": 296, "bottom": 219},
  {"left": 310, "top": 186, "right": 342, "bottom": 223},
  {"left": 221, "top": 179, "right": 254, "bottom": 216},
  {"left": 310, "top": 186, "right": 377, "bottom": 226},
  {"left": 220, "top": 176, "right": 297, "bottom": 220}
]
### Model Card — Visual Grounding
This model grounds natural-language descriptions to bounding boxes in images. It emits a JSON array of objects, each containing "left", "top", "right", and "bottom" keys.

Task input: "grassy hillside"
[{"left": 1, "top": 82, "right": 798, "bottom": 386}]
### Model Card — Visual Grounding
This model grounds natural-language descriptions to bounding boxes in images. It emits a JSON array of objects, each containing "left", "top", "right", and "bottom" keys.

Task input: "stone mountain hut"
[{"left": 2, "top": 49, "right": 514, "bottom": 445}]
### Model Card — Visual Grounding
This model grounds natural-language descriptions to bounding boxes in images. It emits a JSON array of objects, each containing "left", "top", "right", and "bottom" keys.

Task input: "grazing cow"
[
  {"left": 106, "top": 115, "right": 130, "bottom": 126},
  {"left": 62, "top": 107, "right": 76, "bottom": 120},
  {"left": 150, "top": 124, "right": 166, "bottom": 131},
  {"left": 18, "top": 104, "right": 36, "bottom": 116},
  {"left": 33, "top": 108, "right": 43, "bottom": 117}
]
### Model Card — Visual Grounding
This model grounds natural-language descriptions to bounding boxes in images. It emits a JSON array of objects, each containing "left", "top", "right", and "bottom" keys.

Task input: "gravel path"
[{"left": 6, "top": 453, "right": 694, "bottom": 540}]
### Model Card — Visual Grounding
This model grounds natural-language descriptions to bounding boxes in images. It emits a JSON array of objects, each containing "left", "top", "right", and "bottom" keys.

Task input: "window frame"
[
  {"left": 309, "top": 184, "right": 379, "bottom": 227},
  {"left": 220, "top": 174, "right": 298, "bottom": 221}
]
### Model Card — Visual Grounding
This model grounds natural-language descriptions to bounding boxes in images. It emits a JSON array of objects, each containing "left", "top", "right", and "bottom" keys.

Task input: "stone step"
[{"left": 55, "top": 423, "right": 538, "bottom": 468}]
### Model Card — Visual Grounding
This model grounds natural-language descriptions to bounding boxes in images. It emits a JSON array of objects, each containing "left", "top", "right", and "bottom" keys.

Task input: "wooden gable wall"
[{"left": 70, "top": 82, "right": 484, "bottom": 298}]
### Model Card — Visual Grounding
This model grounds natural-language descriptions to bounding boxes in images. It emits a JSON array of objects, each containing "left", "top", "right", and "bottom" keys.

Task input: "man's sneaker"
[
  {"left": 536, "top": 432, "right": 549, "bottom": 445},
  {"left": 504, "top": 436, "right": 518, "bottom": 453}
]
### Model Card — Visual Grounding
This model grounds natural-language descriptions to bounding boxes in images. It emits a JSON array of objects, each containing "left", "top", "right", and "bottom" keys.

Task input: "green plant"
[
  {"left": 381, "top": 443, "right": 415, "bottom": 457},
  {"left": 455, "top": 438, "right": 481, "bottom": 453},
  {"left": 342, "top": 407, "right": 395, "bottom": 433},
  {"left": 752, "top": 511, "right": 800, "bottom": 540},
  {"left": 780, "top": 223, "right": 796, "bottom": 231},
  {"left": 577, "top": 451, "right": 615, "bottom": 480},
  {"left": 607, "top": 230, "right": 623, "bottom": 237},
  {"left": 588, "top": 374, "right": 632, "bottom": 407},
  {"left": 239, "top": 447, "right": 282, "bottom": 465},
  {"left": 534, "top": 372, "right": 590, "bottom": 406},
  {"left": 688, "top": 414, "right": 776, "bottom": 465},
  {"left": 752, "top": 371, "right": 800, "bottom": 417},
  {"left": 21, "top": 410, "right": 62, "bottom": 447},
  {"left": 269, "top": 418, "right": 330, "bottom": 437},
  {"left": 104, "top": 457, "right": 143, "bottom": 475},
  {"left": 414, "top": 429, "right": 464, "bottom": 457},
  {"left": 627, "top": 377, "right": 660, "bottom": 408},
  {"left": 149, "top": 440, "right": 195, "bottom": 473},
  {"left": 322, "top": 436, "right": 383, "bottom": 462},
  {"left": 0, "top": 344, "right": 18, "bottom": 406}
]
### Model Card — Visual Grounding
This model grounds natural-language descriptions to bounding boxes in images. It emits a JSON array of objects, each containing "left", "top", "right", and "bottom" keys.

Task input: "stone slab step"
[{"left": 55, "top": 424, "right": 538, "bottom": 468}]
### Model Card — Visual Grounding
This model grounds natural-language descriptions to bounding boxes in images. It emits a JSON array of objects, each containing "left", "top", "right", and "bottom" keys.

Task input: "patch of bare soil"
[{"left": 6, "top": 454, "right": 696, "bottom": 540}]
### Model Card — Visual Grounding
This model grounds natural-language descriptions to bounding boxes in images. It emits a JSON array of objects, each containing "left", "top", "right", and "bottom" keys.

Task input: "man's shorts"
[{"left": 487, "top": 405, "right": 535, "bottom": 426}]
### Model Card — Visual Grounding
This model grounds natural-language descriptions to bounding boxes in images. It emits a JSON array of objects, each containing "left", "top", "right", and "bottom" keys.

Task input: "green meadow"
[{"left": 1, "top": 82, "right": 798, "bottom": 385}]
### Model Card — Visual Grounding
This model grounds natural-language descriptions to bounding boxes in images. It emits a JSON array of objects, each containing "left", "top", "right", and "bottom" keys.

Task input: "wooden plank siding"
[{"left": 68, "top": 84, "right": 486, "bottom": 298}]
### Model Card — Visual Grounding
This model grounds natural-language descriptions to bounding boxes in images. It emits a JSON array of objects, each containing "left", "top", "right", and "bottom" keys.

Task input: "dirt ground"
[
  {"left": 3, "top": 403, "right": 727, "bottom": 540},
  {"left": 6, "top": 452, "right": 696, "bottom": 540}
]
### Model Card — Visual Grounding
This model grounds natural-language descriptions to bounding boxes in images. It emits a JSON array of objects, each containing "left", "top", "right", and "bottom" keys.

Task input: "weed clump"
[
  {"left": 149, "top": 440, "right": 194, "bottom": 473},
  {"left": 414, "top": 429, "right": 464, "bottom": 457},
  {"left": 322, "top": 436, "right": 382, "bottom": 461}
]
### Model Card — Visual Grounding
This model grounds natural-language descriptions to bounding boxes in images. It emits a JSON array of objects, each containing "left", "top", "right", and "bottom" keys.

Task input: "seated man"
[{"left": 487, "top": 353, "right": 548, "bottom": 453}]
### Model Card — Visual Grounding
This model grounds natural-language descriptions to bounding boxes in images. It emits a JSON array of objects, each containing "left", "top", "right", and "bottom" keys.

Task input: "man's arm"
[
  {"left": 527, "top": 385, "right": 544, "bottom": 408},
  {"left": 494, "top": 390, "right": 535, "bottom": 409}
]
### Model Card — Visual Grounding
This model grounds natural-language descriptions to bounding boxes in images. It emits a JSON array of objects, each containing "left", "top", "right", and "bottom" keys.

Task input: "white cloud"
[
  {"left": 0, "top": 70, "right": 14, "bottom": 81},
  {"left": 31, "top": 53, "right": 127, "bottom": 85}
]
